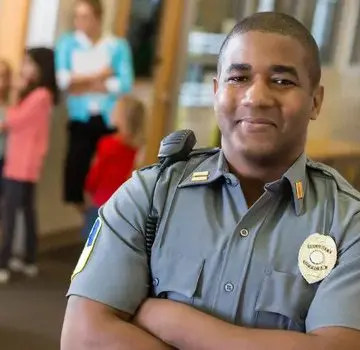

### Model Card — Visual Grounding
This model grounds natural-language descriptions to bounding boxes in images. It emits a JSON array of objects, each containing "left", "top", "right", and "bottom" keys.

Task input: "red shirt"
[{"left": 85, "top": 135, "right": 138, "bottom": 207}]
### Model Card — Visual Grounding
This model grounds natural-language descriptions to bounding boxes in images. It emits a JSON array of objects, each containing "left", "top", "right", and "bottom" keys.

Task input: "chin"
[{"left": 232, "top": 139, "right": 279, "bottom": 161}]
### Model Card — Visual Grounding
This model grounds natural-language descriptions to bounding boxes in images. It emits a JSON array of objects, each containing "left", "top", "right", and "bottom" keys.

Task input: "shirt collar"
[
  {"left": 179, "top": 150, "right": 307, "bottom": 216},
  {"left": 178, "top": 150, "right": 226, "bottom": 188},
  {"left": 281, "top": 153, "right": 307, "bottom": 216}
]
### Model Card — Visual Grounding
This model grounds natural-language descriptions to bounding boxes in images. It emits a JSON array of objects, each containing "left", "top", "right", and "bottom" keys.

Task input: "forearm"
[
  {"left": 62, "top": 317, "right": 173, "bottom": 350},
  {"left": 138, "top": 300, "right": 342, "bottom": 350},
  {"left": 68, "top": 75, "right": 95, "bottom": 94},
  {"left": 83, "top": 319, "right": 174, "bottom": 350},
  {"left": 61, "top": 298, "right": 174, "bottom": 350},
  {"left": 166, "top": 312, "right": 330, "bottom": 350}
]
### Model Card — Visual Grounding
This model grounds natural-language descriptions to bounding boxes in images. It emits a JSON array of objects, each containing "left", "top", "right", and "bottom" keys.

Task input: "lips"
[{"left": 235, "top": 117, "right": 276, "bottom": 127}]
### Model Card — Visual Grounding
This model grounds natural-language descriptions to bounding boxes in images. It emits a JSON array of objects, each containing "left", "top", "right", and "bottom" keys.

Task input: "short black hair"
[{"left": 218, "top": 12, "right": 321, "bottom": 88}]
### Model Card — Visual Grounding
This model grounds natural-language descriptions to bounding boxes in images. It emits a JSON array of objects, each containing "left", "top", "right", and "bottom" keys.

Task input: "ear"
[
  {"left": 213, "top": 77, "right": 219, "bottom": 95},
  {"left": 310, "top": 85, "right": 324, "bottom": 120}
]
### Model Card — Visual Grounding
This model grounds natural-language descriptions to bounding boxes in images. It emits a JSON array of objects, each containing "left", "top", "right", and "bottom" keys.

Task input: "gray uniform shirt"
[{"left": 68, "top": 150, "right": 360, "bottom": 333}]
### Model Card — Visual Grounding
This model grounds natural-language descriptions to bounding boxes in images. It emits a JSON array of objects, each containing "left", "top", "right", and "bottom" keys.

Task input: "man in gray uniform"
[{"left": 61, "top": 12, "right": 360, "bottom": 350}]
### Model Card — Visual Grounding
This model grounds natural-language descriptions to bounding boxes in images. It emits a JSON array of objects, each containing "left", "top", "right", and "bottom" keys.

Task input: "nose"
[{"left": 241, "top": 78, "right": 275, "bottom": 108}]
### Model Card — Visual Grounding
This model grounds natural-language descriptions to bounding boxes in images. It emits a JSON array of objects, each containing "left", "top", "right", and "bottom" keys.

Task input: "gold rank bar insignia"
[
  {"left": 191, "top": 171, "right": 209, "bottom": 182},
  {"left": 295, "top": 181, "right": 304, "bottom": 200}
]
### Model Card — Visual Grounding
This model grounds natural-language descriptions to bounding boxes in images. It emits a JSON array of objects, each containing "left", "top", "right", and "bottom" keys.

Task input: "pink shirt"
[{"left": 4, "top": 88, "right": 53, "bottom": 182}]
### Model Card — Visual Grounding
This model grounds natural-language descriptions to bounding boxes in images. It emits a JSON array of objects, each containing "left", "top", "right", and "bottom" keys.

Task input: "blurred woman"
[
  {"left": 0, "top": 48, "right": 59, "bottom": 284},
  {"left": 55, "top": 0, "right": 134, "bottom": 213}
]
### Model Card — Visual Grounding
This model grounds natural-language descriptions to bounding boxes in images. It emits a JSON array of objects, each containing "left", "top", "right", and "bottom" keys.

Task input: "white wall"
[{"left": 26, "top": 0, "right": 60, "bottom": 48}]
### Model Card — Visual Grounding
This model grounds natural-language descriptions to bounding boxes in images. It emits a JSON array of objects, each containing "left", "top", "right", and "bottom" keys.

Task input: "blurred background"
[{"left": 1, "top": 0, "right": 360, "bottom": 349}]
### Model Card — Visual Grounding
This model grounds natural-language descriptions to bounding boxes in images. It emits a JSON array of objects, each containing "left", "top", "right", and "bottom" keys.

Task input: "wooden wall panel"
[{"left": 0, "top": 0, "right": 31, "bottom": 70}]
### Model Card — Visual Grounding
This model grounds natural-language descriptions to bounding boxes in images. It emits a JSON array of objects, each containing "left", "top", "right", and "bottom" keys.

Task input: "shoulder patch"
[{"left": 71, "top": 218, "right": 102, "bottom": 280}]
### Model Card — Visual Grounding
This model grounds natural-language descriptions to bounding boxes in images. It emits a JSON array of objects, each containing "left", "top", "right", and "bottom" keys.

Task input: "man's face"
[{"left": 214, "top": 31, "right": 323, "bottom": 162}]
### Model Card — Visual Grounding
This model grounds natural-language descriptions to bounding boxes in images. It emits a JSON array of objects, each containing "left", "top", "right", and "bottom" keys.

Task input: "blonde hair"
[
  {"left": 116, "top": 95, "right": 146, "bottom": 148},
  {"left": 76, "top": 0, "right": 103, "bottom": 18}
]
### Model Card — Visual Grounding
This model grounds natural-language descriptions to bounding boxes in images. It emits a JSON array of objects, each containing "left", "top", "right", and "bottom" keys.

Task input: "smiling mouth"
[{"left": 235, "top": 118, "right": 276, "bottom": 127}]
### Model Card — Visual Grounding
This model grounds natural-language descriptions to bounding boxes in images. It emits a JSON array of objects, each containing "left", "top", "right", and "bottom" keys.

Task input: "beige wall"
[{"left": 321, "top": 69, "right": 360, "bottom": 143}]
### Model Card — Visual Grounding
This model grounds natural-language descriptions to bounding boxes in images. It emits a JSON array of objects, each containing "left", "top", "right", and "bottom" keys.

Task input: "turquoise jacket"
[{"left": 55, "top": 31, "right": 134, "bottom": 126}]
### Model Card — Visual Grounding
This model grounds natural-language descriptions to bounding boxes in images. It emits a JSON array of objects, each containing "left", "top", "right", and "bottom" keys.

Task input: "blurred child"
[
  {"left": 0, "top": 48, "right": 59, "bottom": 283},
  {"left": 82, "top": 95, "right": 146, "bottom": 239},
  {"left": 0, "top": 60, "right": 12, "bottom": 199}
]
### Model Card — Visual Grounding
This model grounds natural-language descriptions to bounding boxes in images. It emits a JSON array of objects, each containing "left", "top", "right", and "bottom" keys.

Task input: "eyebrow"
[
  {"left": 225, "top": 63, "right": 299, "bottom": 80},
  {"left": 225, "top": 63, "right": 251, "bottom": 74},
  {"left": 270, "top": 65, "right": 299, "bottom": 80}
]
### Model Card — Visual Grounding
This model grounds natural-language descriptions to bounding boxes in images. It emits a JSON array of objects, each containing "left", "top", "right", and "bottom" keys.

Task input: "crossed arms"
[{"left": 61, "top": 296, "right": 360, "bottom": 350}]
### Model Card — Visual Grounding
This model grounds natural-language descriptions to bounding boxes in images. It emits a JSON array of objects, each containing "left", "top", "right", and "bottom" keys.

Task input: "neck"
[
  {"left": 224, "top": 146, "right": 303, "bottom": 185},
  {"left": 224, "top": 146, "right": 303, "bottom": 208},
  {"left": 86, "top": 26, "right": 102, "bottom": 43}
]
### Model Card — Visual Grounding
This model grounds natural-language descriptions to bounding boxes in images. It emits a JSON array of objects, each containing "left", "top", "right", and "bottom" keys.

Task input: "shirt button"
[
  {"left": 225, "top": 177, "right": 239, "bottom": 187},
  {"left": 264, "top": 267, "right": 272, "bottom": 275},
  {"left": 153, "top": 278, "right": 159, "bottom": 286},
  {"left": 240, "top": 229, "right": 249, "bottom": 237},
  {"left": 224, "top": 282, "right": 234, "bottom": 292}
]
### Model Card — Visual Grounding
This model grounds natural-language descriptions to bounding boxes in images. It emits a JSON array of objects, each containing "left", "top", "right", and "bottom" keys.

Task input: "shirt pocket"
[
  {"left": 151, "top": 250, "right": 204, "bottom": 306},
  {"left": 254, "top": 270, "right": 317, "bottom": 332}
]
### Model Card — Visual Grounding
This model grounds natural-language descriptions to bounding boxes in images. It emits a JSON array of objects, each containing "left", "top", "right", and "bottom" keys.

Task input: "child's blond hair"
[{"left": 115, "top": 95, "right": 146, "bottom": 148}]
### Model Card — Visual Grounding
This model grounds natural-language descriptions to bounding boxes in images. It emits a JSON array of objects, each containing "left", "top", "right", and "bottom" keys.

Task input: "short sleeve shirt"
[{"left": 68, "top": 151, "right": 360, "bottom": 332}]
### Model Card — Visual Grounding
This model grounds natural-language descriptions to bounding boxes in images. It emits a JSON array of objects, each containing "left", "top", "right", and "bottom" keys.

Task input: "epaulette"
[
  {"left": 306, "top": 159, "right": 334, "bottom": 178},
  {"left": 189, "top": 147, "right": 220, "bottom": 157},
  {"left": 138, "top": 148, "right": 220, "bottom": 172},
  {"left": 307, "top": 158, "right": 360, "bottom": 201},
  {"left": 138, "top": 163, "right": 160, "bottom": 172}
]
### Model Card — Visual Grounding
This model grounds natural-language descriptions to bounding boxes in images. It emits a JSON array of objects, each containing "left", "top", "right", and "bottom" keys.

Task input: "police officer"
[{"left": 61, "top": 12, "right": 360, "bottom": 350}]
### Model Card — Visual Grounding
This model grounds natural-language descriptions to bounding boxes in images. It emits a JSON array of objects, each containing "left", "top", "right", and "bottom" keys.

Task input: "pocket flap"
[
  {"left": 255, "top": 270, "right": 314, "bottom": 324},
  {"left": 152, "top": 251, "right": 204, "bottom": 298}
]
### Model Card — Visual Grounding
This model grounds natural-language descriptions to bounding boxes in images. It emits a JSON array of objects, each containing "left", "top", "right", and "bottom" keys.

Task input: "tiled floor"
[{"left": 0, "top": 244, "right": 82, "bottom": 350}]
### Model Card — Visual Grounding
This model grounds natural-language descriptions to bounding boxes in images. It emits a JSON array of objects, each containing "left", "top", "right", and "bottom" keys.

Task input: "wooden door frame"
[
  {"left": 143, "top": 0, "right": 186, "bottom": 165},
  {"left": 0, "top": 0, "right": 31, "bottom": 71},
  {"left": 114, "top": 0, "right": 186, "bottom": 165},
  {"left": 114, "top": 0, "right": 133, "bottom": 37}
]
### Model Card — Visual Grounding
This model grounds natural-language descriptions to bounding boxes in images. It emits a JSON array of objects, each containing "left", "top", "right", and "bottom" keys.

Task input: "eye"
[
  {"left": 272, "top": 78, "right": 296, "bottom": 87},
  {"left": 227, "top": 76, "right": 249, "bottom": 84}
]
